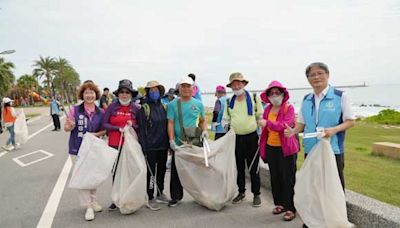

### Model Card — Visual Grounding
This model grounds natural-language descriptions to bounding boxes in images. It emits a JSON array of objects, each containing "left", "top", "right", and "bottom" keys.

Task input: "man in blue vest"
[{"left": 285, "top": 62, "right": 355, "bottom": 190}]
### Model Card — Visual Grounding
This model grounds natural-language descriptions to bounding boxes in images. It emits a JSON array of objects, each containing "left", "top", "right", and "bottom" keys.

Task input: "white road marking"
[
  {"left": 36, "top": 157, "right": 72, "bottom": 228},
  {"left": 27, "top": 116, "right": 43, "bottom": 124},
  {"left": 13, "top": 150, "right": 54, "bottom": 167},
  {"left": 0, "top": 151, "right": 8, "bottom": 158},
  {"left": 0, "top": 116, "right": 64, "bottom": 158}
]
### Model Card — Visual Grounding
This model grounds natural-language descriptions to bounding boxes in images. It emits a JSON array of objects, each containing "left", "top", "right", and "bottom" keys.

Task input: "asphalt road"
[{"left": 0, "top": 114, "right": 302, "bottom": 228}]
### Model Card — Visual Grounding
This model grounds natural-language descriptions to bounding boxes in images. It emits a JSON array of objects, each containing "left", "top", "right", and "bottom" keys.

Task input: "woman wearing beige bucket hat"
[{"left": 137, "top": 80, "right": 170, "bottom": 211}]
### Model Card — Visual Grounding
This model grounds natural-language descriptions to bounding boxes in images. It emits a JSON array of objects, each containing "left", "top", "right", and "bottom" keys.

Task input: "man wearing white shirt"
[{"left": 285, "top": 62, "right": 355, "bottom": 189}]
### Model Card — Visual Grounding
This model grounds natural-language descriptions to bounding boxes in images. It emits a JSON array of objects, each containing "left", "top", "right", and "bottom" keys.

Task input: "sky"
[{"left": 1, "top": 0, "right": 400, "bottom": 92}]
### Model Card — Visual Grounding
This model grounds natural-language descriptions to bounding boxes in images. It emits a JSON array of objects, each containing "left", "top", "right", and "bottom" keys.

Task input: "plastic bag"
[
  {"left": 14, "top": 109, "right": 28, "bottom": 144},
  {"left": 174, "top": 129, "right": 237, "bottom": 211},
  {"left": 294, "top": 138, "right": 353, "bottom": 228},
  {"left": 111, "top": 128, "right": 147, "bottom": 214},
  {"left": 69, "top": 133, "right": 119, "bottom": 189}
]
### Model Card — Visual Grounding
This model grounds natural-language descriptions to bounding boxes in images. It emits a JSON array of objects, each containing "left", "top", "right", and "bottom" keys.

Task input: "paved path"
[{"left": 0, "top": 111, "right": 302, "bottom": 228}]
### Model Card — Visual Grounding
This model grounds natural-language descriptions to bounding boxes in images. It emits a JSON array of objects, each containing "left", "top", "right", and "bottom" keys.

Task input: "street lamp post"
[{"left": 0, "top": 50, "right": 16, "bottom": 55}]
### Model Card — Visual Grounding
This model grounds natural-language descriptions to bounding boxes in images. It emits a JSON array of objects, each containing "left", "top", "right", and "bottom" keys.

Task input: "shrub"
[{"left": 364, "top": 109, "right": 400, "bottom": 125}]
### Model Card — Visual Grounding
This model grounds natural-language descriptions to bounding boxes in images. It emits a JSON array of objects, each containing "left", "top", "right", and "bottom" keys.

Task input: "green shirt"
[
  {"left": 223, "top": 92, "right": 262, "bottom": 135},
  {"left": 167, "top": 98, "right": 205, "bottom": 144}
]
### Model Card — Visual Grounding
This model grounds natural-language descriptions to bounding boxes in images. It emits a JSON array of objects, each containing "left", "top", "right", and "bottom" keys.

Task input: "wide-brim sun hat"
[
  {"left": 226, "top": 72, "right": 249, "bottom": 88},
  {"left": 145, "top": 80, "right": 166, "bottom": 96},
  {"left": 113, "top": 79, "right": 138, "bottom": 97}
]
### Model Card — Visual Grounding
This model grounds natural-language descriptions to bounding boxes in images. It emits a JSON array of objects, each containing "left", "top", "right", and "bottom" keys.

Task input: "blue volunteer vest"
[
  {"left": 301, "top": 86, "right": 345, "bottom": 154},
  {"left": 215, "top": 96, "right": 227, "bottom": 133}
]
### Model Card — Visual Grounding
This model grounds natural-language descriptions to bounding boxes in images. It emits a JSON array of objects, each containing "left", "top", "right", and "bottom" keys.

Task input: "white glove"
[
  {"left": 201, "top": 130, "right": 209, "bottom": 141},
  {"left": 211, "top": 122, "right": 218, "bottom": 131},
  {"left": 221, "top": 120, "right": 230, "bottom": 132},
  {"left": 169, "top": 139, "right": 179, "bottom": 151}
]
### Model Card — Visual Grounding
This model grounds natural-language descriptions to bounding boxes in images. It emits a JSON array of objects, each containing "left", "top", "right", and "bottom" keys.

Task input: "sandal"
[
  {"left": 283, "top": 211, "right": 296, "bottom": 221},
  {"left": 272, "top": 206, "right": 284, "bottom": 215}
]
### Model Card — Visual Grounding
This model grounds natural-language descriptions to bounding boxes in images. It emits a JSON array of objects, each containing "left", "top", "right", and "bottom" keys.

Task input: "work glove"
[
  {"left": 211, "top": 122, "right": 218, "bottom": 131},
  {"left": 201, "top": 130, "right": 209, "bottom": 141},
  {"left": 169, "top": 139, "right": 179, "bottom": 151}
]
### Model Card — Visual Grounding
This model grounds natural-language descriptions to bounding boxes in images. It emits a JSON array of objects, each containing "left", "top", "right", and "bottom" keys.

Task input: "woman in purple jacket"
[
  {"left": 64, "top": 81, "right": 105, "bottom": 221},
  {"left": 258, "top": 80, "right": 299, "bottom": 222}
]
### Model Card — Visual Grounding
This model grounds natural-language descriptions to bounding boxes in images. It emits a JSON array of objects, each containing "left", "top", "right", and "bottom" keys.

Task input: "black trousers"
[
  {"left": 235, "top": 131, "right": 261, "bottom": 195},
  {"left": 214, "top": 132, "right": 226, "bottom": 140},
  {"left": 266, "top": 145, "right": 297, "bottom": 212},
  {"left": 51, "top": 114, "right": 61, "bottom": 129},
  {"left": 145, "top": 149, "right": 168, "bottom": 200},
  {"left": 170, "top": 152, "right": 183, "bottom": 201},
  {"left": 305, "top": 152, "right": 345, "bottom": 190}
]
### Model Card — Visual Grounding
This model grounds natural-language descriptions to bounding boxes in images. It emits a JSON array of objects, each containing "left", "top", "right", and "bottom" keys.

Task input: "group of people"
[{"left": 63, "top": 62, "right": 355, "bottom": 226}]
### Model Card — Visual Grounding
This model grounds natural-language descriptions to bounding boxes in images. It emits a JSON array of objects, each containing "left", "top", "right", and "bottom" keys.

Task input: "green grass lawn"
[{"left": 296, "top": 121, "right": 400, "bottom": 207}]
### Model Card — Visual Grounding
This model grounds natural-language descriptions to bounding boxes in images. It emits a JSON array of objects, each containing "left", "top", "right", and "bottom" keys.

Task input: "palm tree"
[
  {"left": 53, "top": 61, "right": 80, "bottom": 103},
  {"left": 32, "top": 56, "right": 56, "bottom": 97},
  {"left": 0, "top": 57, "right": 15, "bottom": 96},
  {"left": 17, "top": 74, "right": 38, "bottom": 103}
]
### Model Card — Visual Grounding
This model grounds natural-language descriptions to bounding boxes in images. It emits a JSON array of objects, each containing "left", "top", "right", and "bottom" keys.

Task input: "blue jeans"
[{"left": 6, "top": 124, "right": 16, "bottom": 146}]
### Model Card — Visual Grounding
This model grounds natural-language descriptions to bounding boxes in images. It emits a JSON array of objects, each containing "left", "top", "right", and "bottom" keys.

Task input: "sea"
[{"left": 201, "top": 84, "right": 400, "bottom": 117}]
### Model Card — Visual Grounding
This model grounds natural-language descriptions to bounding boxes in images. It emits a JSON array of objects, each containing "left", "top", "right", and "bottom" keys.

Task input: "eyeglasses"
[
  {"left": 268, "top": 91, "right": 282, "bottom": 96},
  {"left": 307, "top": 71, "right": 326, "bottom": 78},
  {"left": 119, "top": 90, "right": 131, "bottom": 94}
]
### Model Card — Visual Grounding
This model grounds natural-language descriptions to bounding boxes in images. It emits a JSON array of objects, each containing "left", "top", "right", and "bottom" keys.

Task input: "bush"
[{"left": 364, "top": 109, "right": 400, "bottom": 125}]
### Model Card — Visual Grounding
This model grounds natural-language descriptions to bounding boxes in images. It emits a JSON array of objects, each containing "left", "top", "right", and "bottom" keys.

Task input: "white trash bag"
[
  {"left": 174, "top": 129, "right": 237, "bottom": 211},
  {"left": 294, "top": 138, "right": 354, "bottom": 228},
  {"left": 111, "top": 127, "right": 147, "bottom": 214},
  {"left": 14, "top": 109, "right": 28, "bottom": 144},
  {"left": 69, "top": 133, "right": 119, "bottom": 189}
]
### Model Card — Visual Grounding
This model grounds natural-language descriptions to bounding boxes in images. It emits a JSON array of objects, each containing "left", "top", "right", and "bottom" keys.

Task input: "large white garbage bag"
[
  {"left": 111, "top": 128, "right": 147, "bottom": 214},
  {"left": 14, "top": 109, "right": 28, "bottom": 144},
  {"left": 294, "top": 138, "right": 353, "bottom": 228},
  {"left": 69, "top": 133, "right": 119, "bottom": 189},
  {"left": 174, "top": 129, "right": 237, "bottom": 211}
]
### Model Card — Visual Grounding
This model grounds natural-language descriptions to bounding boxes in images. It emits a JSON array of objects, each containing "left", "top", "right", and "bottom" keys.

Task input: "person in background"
[
  {"left": 212, "top": 85, "right": 228, "bottom": 140},
  {"left": 99, "top": 87, "right": 110, "bottom": 110},
  {"left": 138, "top": 81, "right": 170, "bottom": 211},
  {"left": 1, "top": 97, "right": 20, "bottom": 151},
  {"left": 167, "top": 77, "right": 208, "bottom": 207},
  {"left": 259, "top": 81, "right": 299, "bottom": 222},
  {"left": 188, "top": 73, "right": 202, "bottom": 101},
  {"left": 64, "top": 81, "right": 106, "bottom": 221},
  {"left": 50, "top": 97, "right": 61, "bottom": 131},
  {"left": 102, "top": 79, "right": 140, "bottom": 211},
  {"left": 161, "top": 88, "right": 176, "bottom": 106},
  {"left": 222, "top": 72, "right": 263, "bottom": 207}
]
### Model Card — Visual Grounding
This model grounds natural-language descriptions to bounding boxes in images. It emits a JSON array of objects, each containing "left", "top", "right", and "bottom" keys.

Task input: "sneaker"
[
  {"left": 85, "top": 207, "right": 95, "bottom": 221},
  {"left": 14, "top": 143, "right": 20, "bottom": 150},
  {"left": 52, "top": 129, "right": 57, "bottom": 131},
  {"left": 156, "top": 194, "right": 170, "bottom": 204},
  {"left": 168, "top": 199, "right": 180, "bottom": 207},
  {"left": 2, "top": 145, "right": 14, "bottom": 151},
  {"left": 108, "top": 203, "right": 117, "bottom": 211},
  {"left": 147, "top": 199, "right": 161, "bottom": 211},
  {"left": 253, "top": 195, "right": 261, "bottom": 207},
  {"left": 92, "top": 201, "right": 103, "bottom": 212},
  {"left": 232, "top": 193, "right": 245, "bottom": 204}
]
